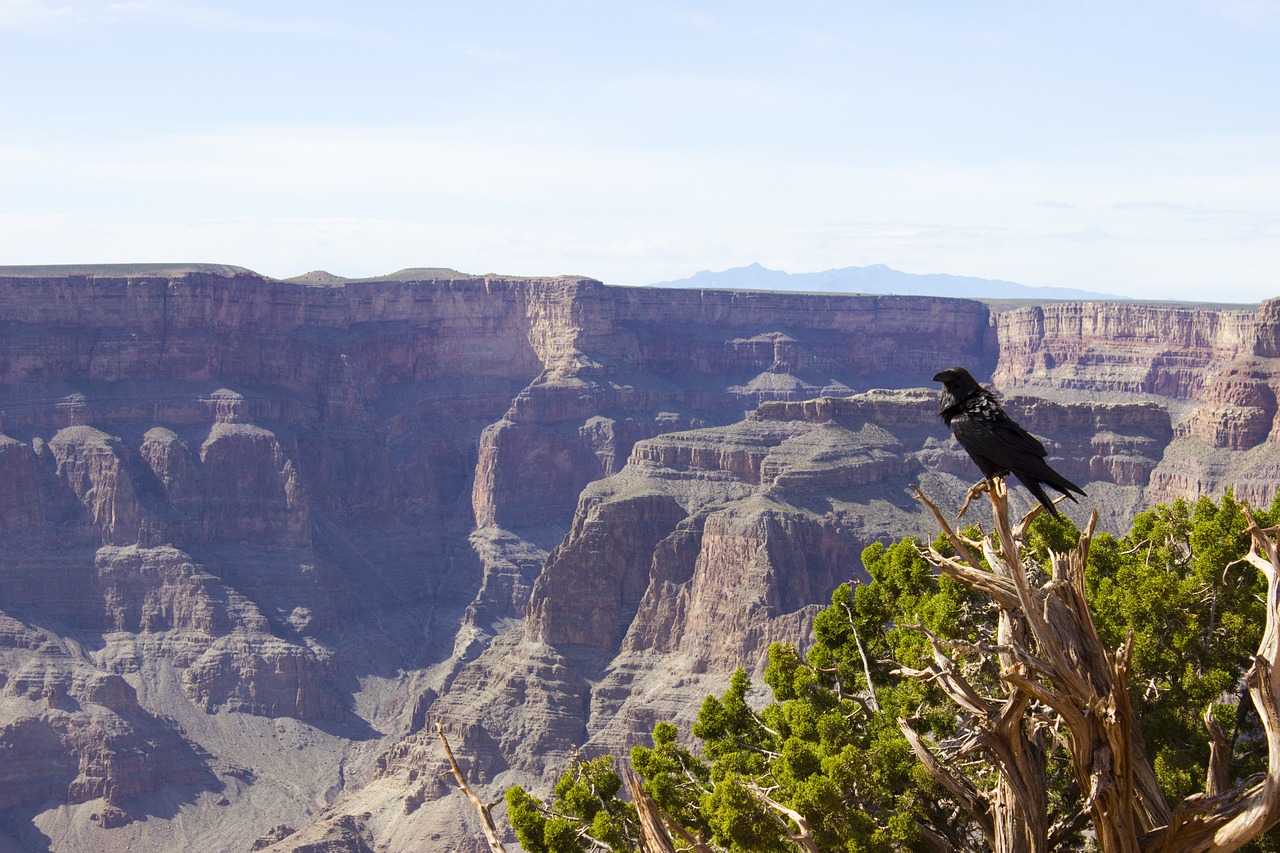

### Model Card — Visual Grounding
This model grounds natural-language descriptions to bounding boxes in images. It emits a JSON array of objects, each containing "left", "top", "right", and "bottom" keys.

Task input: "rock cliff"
[
  {"left": 0, "top": 265, "right": 1275, "bottom": 852},
  {"left": 993, "top": 299, "right": 1280, "bottom": 505}
]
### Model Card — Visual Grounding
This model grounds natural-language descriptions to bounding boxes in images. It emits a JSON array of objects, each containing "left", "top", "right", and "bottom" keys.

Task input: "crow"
[{"left": 933, "top": 366, "right": 1085, "bottom": 518}]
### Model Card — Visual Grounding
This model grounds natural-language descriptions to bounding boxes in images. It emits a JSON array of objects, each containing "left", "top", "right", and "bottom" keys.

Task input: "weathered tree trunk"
[
  {"left": 903, "top": 481, "right": 1052, "bottom": 852},
  {"left": 990, "top": 584, "right": 1048, "bottom": 853},
  {"left": 624, "top": 767, "right": 678, "bottom": 853},
  {"left": 905, "top": 481, "right": 1280, "bottom": 852},
  {"left": 625, "top": 766, "right": 714, "bottom": 853}
]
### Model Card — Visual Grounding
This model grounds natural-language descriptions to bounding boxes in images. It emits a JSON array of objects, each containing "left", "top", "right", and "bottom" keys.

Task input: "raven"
[{"left": 933, "top": 366, "right": 1085, "bottom": 518}]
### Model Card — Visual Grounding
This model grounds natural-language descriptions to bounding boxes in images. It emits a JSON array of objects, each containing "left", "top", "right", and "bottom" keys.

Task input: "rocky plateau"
[{"left": 0, "top": 265, "right": 1276, "bottom": 851}]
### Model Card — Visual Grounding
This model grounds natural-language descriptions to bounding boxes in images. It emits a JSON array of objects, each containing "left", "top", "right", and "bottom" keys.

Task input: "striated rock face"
[
  {"left": 992, "top": 298, "right": 1280, "bottom": 502},
  {"left": 529, "top": 491, "right": 688, "bottom": 651},
  {"left": 46, "top": 426, "right": 145, "bottom": 547},
  {"left": 182, "top": 633, "right": 340, "bottom": 720},
  {"left": 0, "top": 269, "right": 580, "bottom": 850},
  {"left": 471, "top": 289, "right": 995, "bottom": 530},
  {"left": 993, "top": 301, "right": 1258, "bottom": 398},
  {"left": 198, "top": 421, "right": 310, "bottom": 547},
  {"left": 0, "top": 265, "right": 1277, "bottom": 852},
  {"left": 555, "top": 387, "right": 1164, "bottom": 669},
  {"left": 1177, "top": 363, "right": 1279, "bottom": 443}
]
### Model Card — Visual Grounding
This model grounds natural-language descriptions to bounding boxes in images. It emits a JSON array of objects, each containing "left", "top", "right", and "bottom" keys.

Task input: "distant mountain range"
[{"left": 648, "top": 262, "right": 1126, "bottom": 301}]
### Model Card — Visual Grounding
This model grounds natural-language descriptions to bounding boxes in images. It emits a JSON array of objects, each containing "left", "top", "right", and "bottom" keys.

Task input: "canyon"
[{"left": 0, "top": 265, "right": 1277, "bottom": 852}]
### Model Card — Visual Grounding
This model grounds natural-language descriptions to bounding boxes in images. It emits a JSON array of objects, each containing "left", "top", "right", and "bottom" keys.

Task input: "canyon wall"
[
  {"left": 994, "top": 300, "right": 1280, "bottom": 505},
  {"left": 0, "top": 265, "right": 1276, "bottom": 852}
]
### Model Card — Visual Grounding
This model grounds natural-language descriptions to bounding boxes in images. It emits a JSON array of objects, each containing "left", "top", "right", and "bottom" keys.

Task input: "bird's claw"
[{"left": 957, "top": 479, "right": 992, "bottom": 518}]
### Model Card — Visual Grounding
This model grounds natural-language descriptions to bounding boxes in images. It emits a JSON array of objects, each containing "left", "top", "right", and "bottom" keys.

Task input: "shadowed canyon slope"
[{"left": 0, "top": 267, "right": 1276, "bottom": 852}]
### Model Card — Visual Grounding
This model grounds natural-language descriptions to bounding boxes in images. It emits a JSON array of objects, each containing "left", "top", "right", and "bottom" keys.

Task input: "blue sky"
[{"left": 2, "top": 1, "right": 1278, "bottom": 301}]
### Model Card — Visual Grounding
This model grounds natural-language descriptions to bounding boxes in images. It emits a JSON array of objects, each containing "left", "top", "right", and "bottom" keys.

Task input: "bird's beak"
[{"left": 932, "top": 371, "right": 948, "bottom": 382}]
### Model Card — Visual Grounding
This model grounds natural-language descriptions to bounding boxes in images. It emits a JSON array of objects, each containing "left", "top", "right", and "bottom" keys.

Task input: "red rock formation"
[{"left": 1181, "top": 370, "right": 1277, "bottom": 450}]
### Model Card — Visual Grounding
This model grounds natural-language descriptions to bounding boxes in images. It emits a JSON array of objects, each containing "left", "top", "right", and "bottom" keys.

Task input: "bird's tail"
[{"left": 1014, "top": 473, "right": 1082, "bottom": 519}]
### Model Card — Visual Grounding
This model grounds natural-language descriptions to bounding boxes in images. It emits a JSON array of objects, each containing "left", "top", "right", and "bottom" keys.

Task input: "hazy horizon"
[{"left": 2, "top": 1, "right": 1277, "bottom": 303}]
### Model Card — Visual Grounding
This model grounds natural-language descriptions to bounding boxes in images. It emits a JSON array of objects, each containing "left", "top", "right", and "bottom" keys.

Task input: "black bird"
[{"left": 933, "top": 366, "right": 1085, "bottom": 518}]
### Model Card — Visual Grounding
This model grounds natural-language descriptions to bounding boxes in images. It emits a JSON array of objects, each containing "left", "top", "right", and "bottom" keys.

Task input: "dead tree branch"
[
  {"left": 436, "top": 722, "right": 508, "bottom": 853},
  {"left": 744, "top": 781, "right": 820, "bottom": 853}
]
